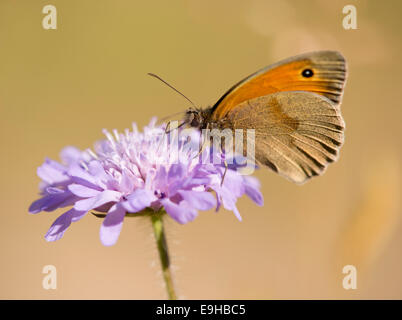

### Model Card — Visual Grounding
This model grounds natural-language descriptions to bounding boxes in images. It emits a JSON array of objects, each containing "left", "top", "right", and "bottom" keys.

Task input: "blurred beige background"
[{"left": 1, "top": 0, "right": 401, "bottom": 299}]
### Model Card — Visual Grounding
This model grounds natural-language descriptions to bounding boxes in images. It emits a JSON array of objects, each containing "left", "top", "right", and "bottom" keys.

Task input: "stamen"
[
  {"left": 79, "top": 160, "right": 89, "bottom": 171},
  {"left": 132, "top": 123, "right": 138, "bottom": 134},
  {"left": 102, "top": 129, "right": 116, "bottom": 149},
  {"left": 113, "top": 129, "right": 120, "bottom": 142},
  {"left": 86, "top": 148, "right": 98, "bottom": 159}
]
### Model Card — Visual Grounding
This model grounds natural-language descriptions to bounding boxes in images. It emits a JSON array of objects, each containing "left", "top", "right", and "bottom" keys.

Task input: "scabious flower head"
[{"left": 29, "top": 118, "right": 263, "bottom": 246}]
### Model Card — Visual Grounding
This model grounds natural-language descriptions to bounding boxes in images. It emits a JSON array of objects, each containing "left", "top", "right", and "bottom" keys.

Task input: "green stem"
[
  {"left": 92, "top": 208, "right": 177, "bottom": 299},
  {"left": 151, "top": 213, "right": 177, "bottom": 300}
]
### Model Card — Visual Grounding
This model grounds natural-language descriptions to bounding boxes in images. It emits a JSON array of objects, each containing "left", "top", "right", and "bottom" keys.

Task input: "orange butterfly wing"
[{"left": 211, "top": 51, "right": 347, "bottom": 121}]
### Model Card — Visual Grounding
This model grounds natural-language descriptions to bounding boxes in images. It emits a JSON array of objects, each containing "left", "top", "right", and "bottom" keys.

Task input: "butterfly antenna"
[{"left": 147, "top": 73, "right": 197, "bottom": 109}]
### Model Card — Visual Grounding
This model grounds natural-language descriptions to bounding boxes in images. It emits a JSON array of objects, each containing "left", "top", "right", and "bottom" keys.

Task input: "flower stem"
[{"left": 151, "top": 213, "right": 177, "bottom": 300}]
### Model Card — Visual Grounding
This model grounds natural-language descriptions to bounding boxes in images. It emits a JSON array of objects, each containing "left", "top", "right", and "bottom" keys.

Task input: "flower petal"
[
  {"left": 74, "top": 190, "right": 121, "bottom": 211},
  {"left": 161, "top": 198, "right": 198, "bottom": 224},
  {"left": 153, "top": 166, "right": 167, "bottom": 191},
  {"left": 68, "top": 183, "right": 101, "bottom": 198},
  {"left": 212, "top": 185, "right": 242, "bottom": 221},
  {"left": 45, "top": 208, "right": 86, "bottom": 241},
  {"left": 100, "top": 204, "right": 126, "bottom": 246},
  {"left": 119, "top": 169, "right": 137, "bottom": 194},
  {"left": 71, "top": 210, "right": 88, "bottom": 222},
  {"left": 123, "top": 189, "right": 157, "bottom": 213},
  {"left": 29, "top": 190, "right": 76, "bottom": 214},
  {"left": 177, "top": 190, "right": 216, "bottom": 211},
  {"left": 221, "top": 169, "right": 245, "bottom": 197},
  {"left": 243, "top": 176, "right": 264, "bottom": 206},
  {"left": 68, "top": 164, "right": 103, "bottom": 190},
  {"left": 37, "top": 158, "right": 68, "bottom": 185},
  {"left": 88, "top": 160, "right": 109, "bottom": 182},
  {"left": 232, "top": 205, "right": 242, "bottom": 221},
  {"left": 60, "top": 146, "right": 83, "bottom": 165},
  {"left": 168, "top": 163, "right": 185, "bottom": 182},
  {"left": 45, "top": 187, "right": 64, "bottom": 194}
]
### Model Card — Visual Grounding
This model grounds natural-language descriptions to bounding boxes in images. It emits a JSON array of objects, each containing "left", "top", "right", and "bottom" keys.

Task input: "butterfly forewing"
[
  {"left": 225, "top": 91, "right": 345, "bottom": 184},
  {"left": 211, "top": 51, "right": 347, "bottom": 121}
]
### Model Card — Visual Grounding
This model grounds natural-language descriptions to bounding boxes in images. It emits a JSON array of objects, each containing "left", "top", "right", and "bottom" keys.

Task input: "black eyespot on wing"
[{"left": 302, "top": 69, "right": 314, "bottom": 78}]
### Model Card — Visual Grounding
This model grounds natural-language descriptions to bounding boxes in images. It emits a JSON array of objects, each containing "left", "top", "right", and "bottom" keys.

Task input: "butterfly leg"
[
  {"left": 193, "top": 136, "right": 207, "bottom": 159},
  {"left": 193, "top": 123, "right": 210, "bottom": 160},
  {"left": 220, "top": 159, "right": 228, "bottom": 186},
  {"left": 166, "top": 120, "right": 186, "bottom": 134},
  {"left": 165, "top": 121, "right": 171, "bottom": 134},
  {"left": 157, "top": 121, "right": 171, "bottom": 152}
]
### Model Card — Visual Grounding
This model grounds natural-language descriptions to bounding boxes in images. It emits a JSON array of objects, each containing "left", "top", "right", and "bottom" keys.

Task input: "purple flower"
[{"left": 29, "top": 119, "right": 263, "bottom": 246}]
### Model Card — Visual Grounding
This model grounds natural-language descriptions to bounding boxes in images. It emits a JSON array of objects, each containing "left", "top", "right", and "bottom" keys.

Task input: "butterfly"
[{"left": 153, "top": 51, "right": 347, "bottom": 184}]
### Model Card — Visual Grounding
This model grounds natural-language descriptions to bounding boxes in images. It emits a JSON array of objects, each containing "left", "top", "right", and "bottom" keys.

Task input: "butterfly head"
[{"left": 184, "top": 108, "right": 204, "bottom": 129}]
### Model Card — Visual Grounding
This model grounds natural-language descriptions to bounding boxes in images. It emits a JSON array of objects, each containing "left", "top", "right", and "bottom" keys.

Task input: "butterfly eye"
[
  {"left": 301, "top": 69, "right": 314, "bottom": 78},
  {"left": 191, "top": 116, "right": 200, "bottom": 127}
]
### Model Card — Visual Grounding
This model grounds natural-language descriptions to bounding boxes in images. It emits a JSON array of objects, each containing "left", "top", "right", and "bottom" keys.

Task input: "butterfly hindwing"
[{"left": 225, "top": 91, "right": 345, "bottom": 184}]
